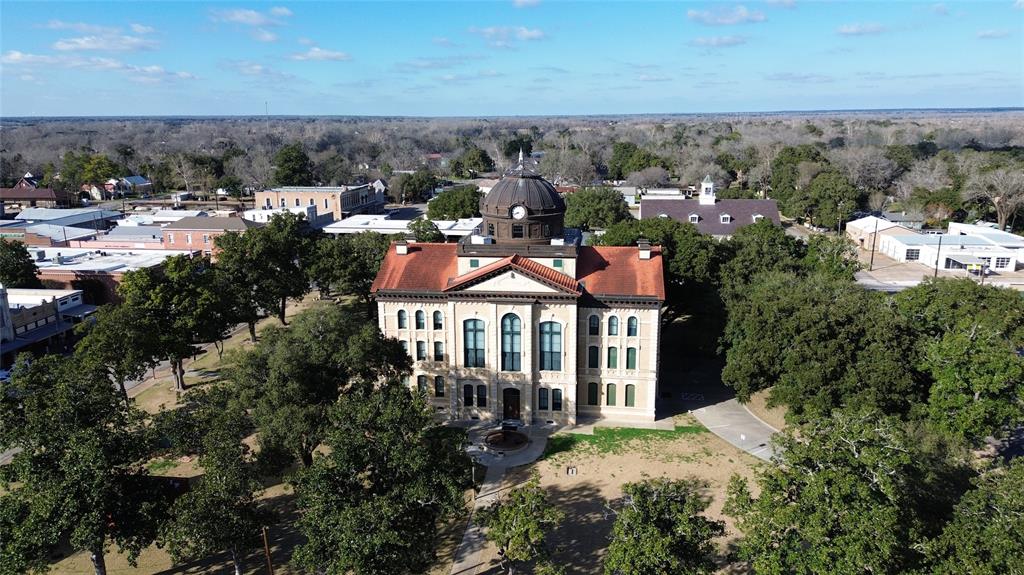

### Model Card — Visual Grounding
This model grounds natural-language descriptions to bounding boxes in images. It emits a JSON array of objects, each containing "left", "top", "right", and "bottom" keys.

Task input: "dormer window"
[
  {"left": 752, "top": 214, "right": 764, "bottom": 223},
  {"left": 720, "top": 214, "right": 732, "bottom": 224},
  {"left": 688, "top": 214, "right": 699, "bottom": 224}
]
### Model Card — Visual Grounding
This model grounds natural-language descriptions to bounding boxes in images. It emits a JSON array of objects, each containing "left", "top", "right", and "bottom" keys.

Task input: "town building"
[
  {"left": 0, "top": 173, "right": 73, "bottom": 211},
  {"left": 371, "top": 156, "right": 666, "bottom": 426},
  {"left": 118, "top": 210, "right": 209, "bottom": 227},
  {"left": 15, "top": 207, "right": 122, "bottom": 229},
  {"left": 1, "top": 285, "right": 94, "bottom": 367},
  {"left": 30, "top": 247, "right": 196, "bottom": 303},
  {"left": 162, "top": 216, "right": 261, "bottom": 256},
  {"left": 638, "top": 176, "right": 780, "bottom": 238},
  {"left": 323, "top": 214, "right": 482, "bottom": 240},
  {"left": 255, "top": 184, "right": 386, "bottom": 222},
  {"left": 242, "top": 205, "right": 324, "bottom": 226},
  {"left": 876, "top": 229, "right": 1020, "bottom": 273}
]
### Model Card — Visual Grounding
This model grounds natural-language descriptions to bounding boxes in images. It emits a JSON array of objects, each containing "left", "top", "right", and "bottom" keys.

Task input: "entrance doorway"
[{"left": 502, "top": 388, "right": 521, "bottom": 420}]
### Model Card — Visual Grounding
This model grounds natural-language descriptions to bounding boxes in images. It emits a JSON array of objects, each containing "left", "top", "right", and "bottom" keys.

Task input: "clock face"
[{"left": 511, "top": 205, "right": 528, "bottom": 220}]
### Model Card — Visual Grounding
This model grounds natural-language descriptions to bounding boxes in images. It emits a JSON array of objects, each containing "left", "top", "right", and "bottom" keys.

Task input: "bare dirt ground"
[
  {"left": 745, "top": 388, "right": 788, "bottom": 431},
  {"left": 471, "top": 416, "right": 760, "bottom": 575}
]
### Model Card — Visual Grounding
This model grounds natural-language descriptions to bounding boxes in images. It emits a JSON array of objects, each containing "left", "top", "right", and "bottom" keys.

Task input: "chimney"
[
  {"left": 638, "top": 238, "right": 651, "bottom": 260},
  {"left": 395, "top": 239, "right": 409, "bottom": 255}
]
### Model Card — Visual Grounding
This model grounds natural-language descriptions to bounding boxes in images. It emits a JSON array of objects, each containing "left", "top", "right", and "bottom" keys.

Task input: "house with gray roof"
[{"left": 638, "top": 176, "right": 780, "bottom": 238}]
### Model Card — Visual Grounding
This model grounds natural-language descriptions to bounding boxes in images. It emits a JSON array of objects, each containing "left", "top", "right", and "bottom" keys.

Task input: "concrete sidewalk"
[{"left": 690, "top": 398, "right": 779, "bottom": 461}]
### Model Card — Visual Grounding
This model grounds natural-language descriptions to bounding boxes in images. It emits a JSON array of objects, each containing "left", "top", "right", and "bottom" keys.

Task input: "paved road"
[{"left": 689, "top": 398, "right": 779, "bottom": 461}]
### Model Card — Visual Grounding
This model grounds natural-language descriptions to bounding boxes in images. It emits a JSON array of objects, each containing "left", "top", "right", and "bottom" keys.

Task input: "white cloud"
[
  {"left": 53, "top": 35, "right": 158, "bottom": 52},
  {"left": 298, "top": 37, "right": 316, "bottom": 45},
  {"left": 432, "top": 37, "right": 459, "bottom": 48},
  {"left": 253, "top": 29, "right": 278, "bottom": 42},
  {"left": 765, "top": 72, "right": 833, "bottom": 83},
  {"left": 394, "top": 55, "right": 478, "bottom": 72},
  {"left": 837, "top": 23, "right": 886, "bottom": 36},
  {"left": 41, "top": 20, "right": 117, "bottom": 34},
  {"left": 976, "top": 29, "right": 1010, "bottom": 38},
  {"left": 930, "top": 3, "right": 948, "bottom": 15},
  {"left": 290, "top": 47, "right": 351, "bottom": 61},
  {"left": 687, "top": 5, "right": 766, "bottom": 25},
  {"left": 222, "top": 60, "right": 297, "bottom": 81},
  {"left": 130, "top": 23, "right": 155, "bottom": 34},
  {"left": 689, "top": 35, "right": 748, "bottom": 47},
  {"left": 1, "top": 50, "right": 195, "bottom": 82},
  {"left": 469, "top": 26, "right": 546, "bottom": 48},
  {"left": 210, "top": 8, "right": 292, "bottom": 27},
  {"left": 513, "top": 0, "right": 541, "bottom": 6},
  {"left": 1016, "top": 0, "right": 1024, "bottom": 9}
]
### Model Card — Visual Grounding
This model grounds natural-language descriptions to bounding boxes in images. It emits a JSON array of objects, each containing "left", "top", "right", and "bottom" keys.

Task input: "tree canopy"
[
  {"left": 564, "top": 187, "right": 631, "bottom": 231},
  {"left": 426, "top": 185, "right": 482, "bottom": 219},
  {"left": 292, "top": 382, "right": 469, "bottom": 575},
  {"left": 604, "top": 478, "right": 724, "bottom": 575},
  {"left": 272, "top": 142, "right": 314, "bottom": 186},
  {"left": 607, "top": 142, "right": 669, "bottom": 180},
  {"left": 479, "top": 473, "right": 565, "bottom": 575},
  {"left": 0, "top": 239, "right": 43, "bottom": 288},
  {"left": 408, "top": 218, "right": 444, "bottom": 242}
]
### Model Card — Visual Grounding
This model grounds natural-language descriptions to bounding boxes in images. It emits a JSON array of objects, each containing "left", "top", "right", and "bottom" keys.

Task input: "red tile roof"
[
  {"left": 444, "top": 254, "right": 580, "bottom": 294},
  {"left": 577, "top": 246, "right": 666, "bottom": 301},
  {"left": 371, "top": 243, "right": 459, "bottom": 293},
  {"left": 371, "top": 242, "right": 665, "bottom": 301}
]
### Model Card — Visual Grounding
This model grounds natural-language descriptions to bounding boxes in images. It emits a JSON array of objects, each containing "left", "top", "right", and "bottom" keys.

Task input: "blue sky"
[{"left": 1, "top": 1, "right": 1021, "bottom": 116}]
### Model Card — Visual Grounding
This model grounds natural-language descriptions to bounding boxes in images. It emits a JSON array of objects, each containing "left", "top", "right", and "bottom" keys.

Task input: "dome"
[{"left": 480, "top": 155, "right": 565, "bottom": 217}]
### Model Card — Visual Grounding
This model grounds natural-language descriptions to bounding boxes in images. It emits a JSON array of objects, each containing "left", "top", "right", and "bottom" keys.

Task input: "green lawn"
[{"left": 542, "top": 424, "right": 706, "bottom": 460}]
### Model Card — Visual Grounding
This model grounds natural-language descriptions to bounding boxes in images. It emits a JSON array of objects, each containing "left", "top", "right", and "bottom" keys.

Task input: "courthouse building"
[{"left": 371, "top": 157, "right": 666, "bottom": 425}]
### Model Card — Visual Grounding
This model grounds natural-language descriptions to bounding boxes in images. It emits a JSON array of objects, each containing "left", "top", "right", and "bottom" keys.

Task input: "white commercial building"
[
  {"left": 323, "top": 214, "right": 482, "bottom": 240},
  {"left": 242, "top": 205, "right": 320, "bottom": 225},
  {"left": 877, "top": 232, "right": 1019, "bottom": 273}
]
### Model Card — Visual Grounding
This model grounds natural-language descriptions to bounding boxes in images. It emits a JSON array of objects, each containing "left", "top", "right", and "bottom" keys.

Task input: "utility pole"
[
  {"left": 868, "top": 217, "right": 879, "bottom": 271},
  {"left": 262, "top": 526, "right": 274, "bottom": 575},
  {"left": 933, "top": 234, "right": 943, "bottom": 278}
]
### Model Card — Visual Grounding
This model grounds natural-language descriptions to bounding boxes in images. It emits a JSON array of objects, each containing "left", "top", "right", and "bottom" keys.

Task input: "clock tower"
[{"left": 479, "top": 151, "right": 566, "bottom": 246}]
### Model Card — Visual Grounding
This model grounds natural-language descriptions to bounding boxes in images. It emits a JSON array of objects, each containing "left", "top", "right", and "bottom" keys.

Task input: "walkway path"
[
  {"left": 690, "top": 398, "right": 779, "bottom": 461},
  {"left": 449, "top": 424, "right": 550, "bottom": 575}
]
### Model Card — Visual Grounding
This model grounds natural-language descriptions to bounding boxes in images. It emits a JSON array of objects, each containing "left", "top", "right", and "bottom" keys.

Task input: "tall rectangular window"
[
  {"left": 539, "top": 322, "right": 562, "bottom": 371},
  {"left": 607, "top": 347, "right": 618, "bottom": 369},
  {"left": 415, "top": 310, "right": 425, "bottom": 329},
  {"left": 434, "top": 376, "right": 445, "bottom": 398},
  {"left": 588, "top": 315, "right": 599, "bottom": 336},
  {"left": 625, "top": 384, "right": 635, "bottom": 407},
  {"left": 464, "top": 319, "right": 485, "bottom": 368},
  {"left": 588, "top": 346, "right": 599, "bottom": 369},
  {"left": 608, "top": 316, "right": 619, "bottom": 335},
  {"left": 416, "top": 341, "right": 426, "bottom": 361},
  {"left": 587, "top": 382, "right": 598, "bottom": 406},
  {"left": 538, "top": 388, "right": 549, "bottom": 411},
  {"left": 606, "top": 383, "right": 616, "bottom": 406},
  {"left": 626, "top": 347, "right": 637, "bottom": 370},
  {"left": 501, "top": 314, "right": 521, "bottom": 372},
  {"left": 463, "top": 384, "right": 474, "bottom": 407},
  {"left": 434, "top": 341, "right": 444, "bottom": 361},
  {"left": 552, "top": 389, "right": 563, "bottom": 411},
  {"left": 476, "top": 385, "right": 487, "bottom": 407},
  {"left": 416, "top": 375, "right": 428, "bottom": 393}
]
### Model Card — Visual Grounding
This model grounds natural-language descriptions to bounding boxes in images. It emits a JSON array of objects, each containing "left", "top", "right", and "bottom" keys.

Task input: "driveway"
[{"left": 689, "top": 399, "right": 778, "bottom": 461}]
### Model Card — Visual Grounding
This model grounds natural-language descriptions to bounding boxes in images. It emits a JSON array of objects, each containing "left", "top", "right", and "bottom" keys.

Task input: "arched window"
[
  {"left": 588, "top": 315, "right": 600, "bottom": 336},
  {"left": 433, "top": 311, "right": 443, "bottom": 330},
  {"left": 606, "top": 383, "right": 617, "bottom": 406},
  {"left": 415, "top": 310, "right": 425, "bottom": 329},
  {"left": 588, "top": 346, "right": 599, "bottom": 369},
  {"left": 625, "top": 384, "right": 636, "bottom": 407},
  {"left": 464, "top": 319, "right": 485, "bottom": 367},
  {"left": 608, "top": 316, "right": 619, "bottom": 336},
  {"left": 539, "top": 322, "right": 561, "bottom": 371},
  {"left": 607, "top": 347, "right": 618, "bottom": 369},
  {"left": 626, "top": 347, "right": 637, "bottom": 370},
  {"left": 463, "top": 384, "right": 474, "bottom": 407},
  {"left": 501, "top": 314, "right": 521, "bottom": 371},
  {"left": 476, "top": 385, "right": 487, "bottom": 407},
  {"left": 538, "top": 388, "right": 549, "bottom": 410},
  {"left": 434, "top": 376, "right": 445, "bottom": 398},
  {"left": 552, "top": 389, "right": 563, "bottom": 411},
  {"left": 587, "top": 382, "right": 599, "bottom": 406},
  {"left": 416, "top": 375, "right": 428, "bottom": 393},
  {"left": 627, "top": 316, "right": 638, "bottom": 337},
  {"left": 397, "top": 310, "right": 407, "bottom": 329}
]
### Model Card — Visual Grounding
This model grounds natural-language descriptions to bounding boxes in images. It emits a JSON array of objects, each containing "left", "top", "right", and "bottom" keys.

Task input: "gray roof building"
[{"left": 638, "top": 176, "right": 780, "bottom": 237}]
